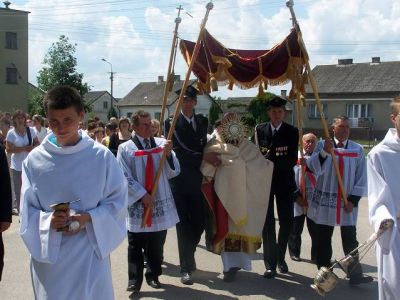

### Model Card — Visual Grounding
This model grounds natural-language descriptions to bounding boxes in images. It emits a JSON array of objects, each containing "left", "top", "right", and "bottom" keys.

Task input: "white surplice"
[
  {"left": 117, "top": 137, "right": 180, "bottom": 232},
  {"left": 19, "top": 131, "right": 128, "bottom": 300},
  {"left": 367, "top": 128, "right": 400, "bottom": 300},
  {"left": 307, "top": 140, "right": 367, "bottom": 226},
  {"left": 293, "top": 153, "right": 316, "bottom": 217}
]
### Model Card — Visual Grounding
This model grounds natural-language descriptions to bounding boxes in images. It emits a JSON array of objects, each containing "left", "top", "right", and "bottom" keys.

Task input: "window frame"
[
  {"left": 5, "top": 32, "right": 18, "bottom": 49},
  {"left": 6, "top": 67, "right": 18, "bottom": 84}
]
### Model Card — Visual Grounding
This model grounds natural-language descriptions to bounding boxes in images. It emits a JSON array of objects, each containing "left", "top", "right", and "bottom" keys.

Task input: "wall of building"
[{"left": 0, "top": 9, "right": 29, "bottom": 112}]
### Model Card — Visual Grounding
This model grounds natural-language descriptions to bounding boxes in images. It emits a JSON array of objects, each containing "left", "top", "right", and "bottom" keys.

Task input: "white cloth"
[
  {"left": 5, "top": 127, "right": 36, "bottom": 171},
  {"left": 221, "top": 252, "right": 252, "bottom": 272},
  {"left": 367, "top": 128, "right": 400, "bottom": 300},
  {"left": 19, "top": 131, "right": 128, "bottom": 300},
  {"left": 293, "top": 153, "right": 316, "bottom": 217},
  {"left": 117, "top": 137, "right": 180, "bottom": 232},
  {"left": 307, "top": 140, "right": 367, "bottom": 226},
  {"left": 34, "top": 127, "right": 48, "bottom": 143}
]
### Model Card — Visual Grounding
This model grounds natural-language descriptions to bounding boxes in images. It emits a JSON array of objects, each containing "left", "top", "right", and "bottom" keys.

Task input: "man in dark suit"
[
  {"left": 165, "top": 84, "right": 220, "bottom": 285},
  {"left": 0, "top": 145, "right": 12, "bottom": 281},
  {"left": 255, "top": 96, "right": 299, "bottom": 279}
]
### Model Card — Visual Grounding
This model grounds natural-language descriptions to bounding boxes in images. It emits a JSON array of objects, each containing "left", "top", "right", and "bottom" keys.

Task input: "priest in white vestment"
[
  {"left": 117, "top": 110, "right": 180, "bottom": 294},
  {"left": 307, "top": 116, "right": 372, "bottom": 285},
  {"left": 19, "top": 86, "right": 128, "bottom": 300},
  {"left": 368, "top": 97, "right": 400, "bottom": 300},
  {"left": 200, "top": 114, "right": 273, "bottom": 282}
]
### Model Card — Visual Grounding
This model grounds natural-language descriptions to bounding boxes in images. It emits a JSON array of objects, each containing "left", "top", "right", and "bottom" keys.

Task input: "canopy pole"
[
  {"left": 158, "top": 6, "right": 183, "bottom": 136},
  {"left": 286, "top": 0, "right": 348, "bottom": 207},
  {"left": 142, "top": 2, "right": 214, "bottom": 228}
]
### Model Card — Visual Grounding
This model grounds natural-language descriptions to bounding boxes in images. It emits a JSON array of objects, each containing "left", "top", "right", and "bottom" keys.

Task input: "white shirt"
[
  {"left": 34, "top": 126, "right": 48, "bottom": 143},
  {"left": 6, "top": 127, "right": 37, "bottom": 171},
  {"left": 181, "top": 111, "right": 196, "bottom": 131}
]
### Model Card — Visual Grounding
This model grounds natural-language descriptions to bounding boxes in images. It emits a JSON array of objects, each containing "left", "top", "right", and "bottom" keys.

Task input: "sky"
[{"left": 8, "top": 0, "right": 400, "bottom": 99}]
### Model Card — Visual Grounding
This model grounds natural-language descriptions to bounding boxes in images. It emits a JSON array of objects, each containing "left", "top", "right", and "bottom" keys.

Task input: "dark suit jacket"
[
  {"left": 0, "top": 145, "right": 12, "bottom": 281},
  {"left": 0, "top": 146, "right": 12, "bottom": 224},
  {"left": 164, "top": 112, "right": 208, "bottom": 192},
  {"left": 255, "top": 121, "right": 299, "bottom": 193}
]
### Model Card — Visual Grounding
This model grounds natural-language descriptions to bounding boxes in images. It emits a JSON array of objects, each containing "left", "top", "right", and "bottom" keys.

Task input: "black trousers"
[
  {"left": 0, "top": 233, "right": 4, "bottom": 281},
  {"left": 315, "top": 224, "right": 363, "bottom": 278},
  {"left": 288, "top": 215, "right": 317, "bottom": 260},
  {"left": 173, "top": 190, "right": 205, "bottom": 273},
  {"left": 263, "top": 191, "right": 294, "bottom": 270},
  {"left": 127, "top": 230, "right": 167, "bottom": 289}
]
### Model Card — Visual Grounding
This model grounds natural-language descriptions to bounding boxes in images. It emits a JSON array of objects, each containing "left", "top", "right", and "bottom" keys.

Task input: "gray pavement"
[{"left": 1, "top": 199, "right": 378, "bottom": 299}]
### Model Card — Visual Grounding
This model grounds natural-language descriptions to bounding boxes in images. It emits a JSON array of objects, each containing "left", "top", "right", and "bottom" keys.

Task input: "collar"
[
  {"left": 135, "top": 134, "right": 150, "bottom": 148},
  {"left": 270, "top": 122, "right": 282, "bottom": 132},
  {"left": 181, "top": 111, "right": 195, "bottom": 124},
  {"left": 334, "top": 138, "right": 348, "bottom": 148}
]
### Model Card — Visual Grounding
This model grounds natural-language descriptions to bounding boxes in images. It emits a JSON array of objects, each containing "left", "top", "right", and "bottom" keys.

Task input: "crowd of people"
[{"left": 0, "top": 84, "right": 398, "bottom": 300}]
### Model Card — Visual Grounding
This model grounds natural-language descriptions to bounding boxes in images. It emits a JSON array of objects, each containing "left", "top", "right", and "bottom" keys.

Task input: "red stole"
[
  {"left": 297, "top": 158, "right": 316, "bottom": 207},
  {"left": 333, "top": 149, "right": 358, "bottom": 224},
  {"left": 134, "top": 147, "right": 163, "bottom": 227}
]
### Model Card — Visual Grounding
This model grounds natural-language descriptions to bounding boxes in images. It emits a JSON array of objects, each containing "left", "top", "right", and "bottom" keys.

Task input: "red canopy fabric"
[{"left": 179, "top": 28, "right": 306, "bottom": 96}]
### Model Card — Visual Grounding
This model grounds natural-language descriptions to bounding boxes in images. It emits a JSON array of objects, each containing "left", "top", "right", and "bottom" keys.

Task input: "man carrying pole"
[{"left": 164, "top": 84, "right": 220, "bottom": 285}]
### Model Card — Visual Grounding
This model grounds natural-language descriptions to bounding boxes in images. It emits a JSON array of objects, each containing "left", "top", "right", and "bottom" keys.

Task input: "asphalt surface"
[{"left": 1, "top": 199, "right": 378, "bottom": 299}]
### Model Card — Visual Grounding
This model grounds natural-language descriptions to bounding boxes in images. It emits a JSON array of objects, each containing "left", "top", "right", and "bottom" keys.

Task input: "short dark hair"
[
  {"left": 131, "top": 110, "right": 150, "bottom": 126},
  {"left": 332, "top": 115, "right": 349, "bottom": 126},
  {"left": 105, "top": 122, "right": 117, "bottom": 131},
  {"left": 43, "top": 86, "right": 84, "bottom": 114}
]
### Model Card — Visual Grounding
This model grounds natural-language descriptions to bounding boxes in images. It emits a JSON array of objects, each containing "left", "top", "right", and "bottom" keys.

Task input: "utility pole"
[{"left": 101, "top": 58, "right": 114, "bottom": 112}]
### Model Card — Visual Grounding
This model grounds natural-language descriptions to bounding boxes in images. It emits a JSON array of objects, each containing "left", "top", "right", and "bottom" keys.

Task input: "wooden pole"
[
  {"left": 296, "top": 93, "right": 308, "bottom": 213},
  {"left": 158, "top": 6, "right": 183, "bottom": 136},
  {"left": 286, "top": 0, "right": 348, "bottom": 207},
  {"left": 142, "top": 2, "right": 214, "bottom": 227}
]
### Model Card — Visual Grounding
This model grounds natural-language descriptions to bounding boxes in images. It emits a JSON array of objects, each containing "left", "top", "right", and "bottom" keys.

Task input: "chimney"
[
  {"left": 173, "top": 74, "right": 180, "bottom": 82},
  {"left": 371, "top": 57, "right": 380, "bottom": 64},
  {"left": 281, "top": 90, "right": 287, "bottom": 98},
  {"left": 3, "top": 1, "right": 11, "bottom": 8},
  {"left": 338, "top": 58, "right": 353, "bottom": 65},
  {"left": 157, "top": 76, "right": 164, "bottom": 84}
]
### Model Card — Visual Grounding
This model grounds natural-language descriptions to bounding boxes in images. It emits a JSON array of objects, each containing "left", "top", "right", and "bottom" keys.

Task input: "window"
[
  {"left": 308, "top": 103, "right": 327, "bottom": 119},
  {"left": 103, "top": 101, "right": 108, "bottom": 109},
  {"left": 346, "top": 104, "right": 371, "bottom": 118},
  {"left": 154, "top": 112, "right": 161, "bottom": 120},
  {"left": 5, "top": 32, "right": 17, "bottom": 49},
  {"left": 6, "top": 68, "right": 18, "bottom": 84}
]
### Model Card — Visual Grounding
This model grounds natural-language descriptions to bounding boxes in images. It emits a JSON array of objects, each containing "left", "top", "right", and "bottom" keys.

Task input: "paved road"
[{"left": 1, "top": 199, "right": 378, "bottom": 299}]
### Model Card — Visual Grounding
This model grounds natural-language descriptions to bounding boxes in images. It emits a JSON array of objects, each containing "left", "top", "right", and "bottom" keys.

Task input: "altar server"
[
  {"left": 368, "top": 97, "right": 400, "bottom": 299},
  {"left": 20, "top": 86, "right": 128, "bottom": 300},
  {"left": 307, "top": 115, "right": 372, "bottom": 285},
  {"left": 118, "top": 110, "right": 180, "bottom": 294}
]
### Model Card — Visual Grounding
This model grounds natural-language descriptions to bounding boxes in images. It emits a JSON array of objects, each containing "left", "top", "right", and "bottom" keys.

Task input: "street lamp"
[{"left": 101, "top": 58, "right": 114, "bottom": 111}]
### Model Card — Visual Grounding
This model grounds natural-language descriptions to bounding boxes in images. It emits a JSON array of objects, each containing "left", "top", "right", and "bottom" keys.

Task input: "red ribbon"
[
  {"left": 297, "top": 159, "right": 316, "bottom": 207},
  {"left": 134, "top": 147, "right": 163, "bottom": 227},
  {"left": 333, "top": 150, "right": 358, "bottom": 224}
]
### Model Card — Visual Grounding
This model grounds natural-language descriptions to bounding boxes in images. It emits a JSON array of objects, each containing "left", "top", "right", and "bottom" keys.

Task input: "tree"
[
  {"left": 107, "top": 106, "right": 118, "bottom": 120},
  {"left": 208, "top": 99, "right": 223, "bottom": 127},
  {"left": 246, "top": 92, "right": 276, "bottom": 125},
  {"left": 36, "top": 35, "right": 91, "bottom": 112}
]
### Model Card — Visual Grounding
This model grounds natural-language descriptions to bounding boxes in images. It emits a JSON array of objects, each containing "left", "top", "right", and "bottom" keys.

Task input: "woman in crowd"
[
  {"left": 108, "top": 117, "right": 131, "bottom": 156},
  {"left": 5, "top": 110, "right": 39, "bottom": 215},
  {"left": 32, "top": 115, "right": 48, "bottom": 143}
]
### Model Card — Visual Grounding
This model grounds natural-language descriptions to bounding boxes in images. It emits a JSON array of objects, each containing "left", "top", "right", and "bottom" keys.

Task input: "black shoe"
[
  {"left": 126, "top": 284, "right": 140, "bottom": 293},
  {"left": 181, "top": 272, "right": 193, "bottom": 285},
  {"left": 147, "top": 278, "right": 162, "bottom": 289},
  {"left": 223, "top": 267, "right": 240, "bottom": 282},
  {"left": 290, "top": 255, "right": 301, "bottom": 262},
  {"left": 278, "top": 261, "right": 289, "bottom": 273},
  {"left": 349, "top": 275, "right": 373, "bottom": 285},
  {"left": 263, "top": 269, "right": 277, "bottom": 279}
]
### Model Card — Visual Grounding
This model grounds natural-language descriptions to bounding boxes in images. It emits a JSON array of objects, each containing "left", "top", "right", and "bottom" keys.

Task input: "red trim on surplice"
[
  {"left": 134, "top": 147, "right": 163, "bottom": 227},
  {"left": 333, "top": 149, "right": 358, "bottom": 225}
]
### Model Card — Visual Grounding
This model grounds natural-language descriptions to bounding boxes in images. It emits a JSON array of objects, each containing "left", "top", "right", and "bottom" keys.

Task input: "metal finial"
[{"left": 206, "top": 2, "right": 214, "bottom": 10}]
